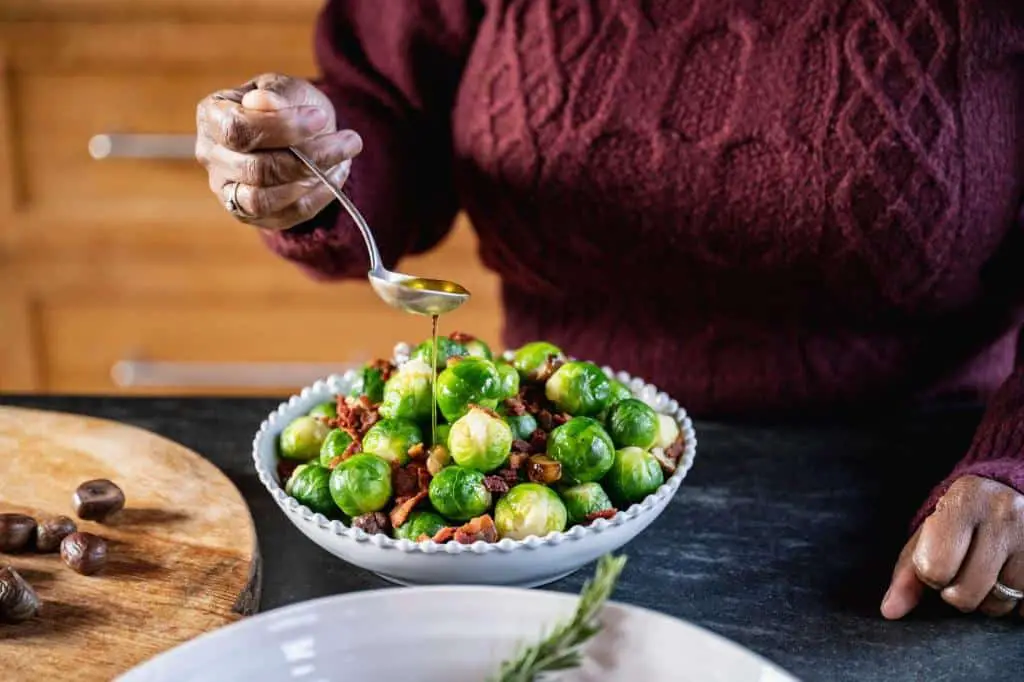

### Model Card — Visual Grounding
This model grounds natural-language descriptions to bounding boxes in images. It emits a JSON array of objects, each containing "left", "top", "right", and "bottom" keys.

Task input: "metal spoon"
[{"left": 289, "top": 146, "right": 470, "bottom": 316}]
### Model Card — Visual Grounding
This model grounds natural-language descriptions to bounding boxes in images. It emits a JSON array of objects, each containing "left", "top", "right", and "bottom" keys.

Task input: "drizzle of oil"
[
  {"left": 430, "top": 313, "right": 439, "bottom": 447},
  {"left": 400, "top": 278, "right": 470, "bottom": 295}
]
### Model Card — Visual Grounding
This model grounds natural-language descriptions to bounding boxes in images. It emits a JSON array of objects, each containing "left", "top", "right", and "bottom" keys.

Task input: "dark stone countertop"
[{"left": 2, "top": 395, "right": 1022, "bottom": 681}]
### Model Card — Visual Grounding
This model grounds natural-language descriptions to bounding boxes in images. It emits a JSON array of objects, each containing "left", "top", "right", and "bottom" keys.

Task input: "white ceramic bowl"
[
  {"left": 252, "top": 343, "right": 698, "bottom": 587},
  {"left": 119, "top": 587, "right": 798, "bottom": 682}
]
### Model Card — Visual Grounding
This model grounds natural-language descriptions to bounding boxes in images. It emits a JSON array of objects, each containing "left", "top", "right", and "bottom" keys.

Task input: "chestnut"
[
  {"left": 0, "top": 514, "right": 37, "bottom": 552},
  {"left": 61, "top": 532, "right": 108, "bottom": 576},
  {"left": 35, "top": 516, "right": 78, "bottom": 553},
  {"left": 73, "top": 479, "right": 125, "bottom": 522},
  {"left": 0, "top": 566, "right": 40, "bottom": 623}
]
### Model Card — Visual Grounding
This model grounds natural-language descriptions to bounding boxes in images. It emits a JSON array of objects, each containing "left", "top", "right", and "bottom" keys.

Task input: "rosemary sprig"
[{"left": 489, "top": 554, "right": 628, "bottom": 682}]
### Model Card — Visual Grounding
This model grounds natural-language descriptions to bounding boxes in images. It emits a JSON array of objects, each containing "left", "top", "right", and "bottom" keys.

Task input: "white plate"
[
  {"left": 118, "top": 587, "right": 798, "bottom": 682},
  {"left": 251, "top": 344, "right": 698, "bottom": 587}
]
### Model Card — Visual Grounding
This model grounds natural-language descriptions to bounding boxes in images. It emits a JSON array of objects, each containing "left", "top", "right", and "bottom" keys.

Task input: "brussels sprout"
[
  {"left": 463, "top": 338, "right": 493, "bottom": 360},
  {"left": 435, "top": 356, "right": 502, "bottom": 422},
  {"left": 379, "top": 358, "right": 434, "bottom": 422},
  {"left": 428, "top": 465, "right": 492, "bottom": 521},
  {"left": 546, "top": 417, "right": 615, "bottom": 484},
  {"left": 496, "top": 361, "right": 520, "bottom": 401},
  {"left": 545, "top": 361, "right": 611, "bottom": 417},
  {"left": 433, "top": 423, "right": 452, "bottom": 449},
  {"left": 559, "top": 482, "right": 614, "bottom": 526},
  {"left": 494, "top": 483, "right": 568, "bottom": 540},
  {"left": 279, "top": 416, "right": 331, "bottom": 462},
  {"left": 505, "top": 413, "right": 538, "bottom": 441},
  {"left": 361, "top": 418, "right": 424, "bottom": 466},
  {"left": 654, "top": 414, "right": 681, "bottom": 449},
  {"left": 349, "top": 362, "right": 389, "bottom": 403},
  {"left": 607, "top": 398, "right": 659, "bottom": 449},
  {"left": 329, "top": 454, "right": 393, "bottom": 517},
  {"left": 512, "top": 341, "right": 565, "bottom": 381},
  {"left": 410, "top": 337, "right": 468, "bottom": 370},
  {"left": 319, "top": 428, "right": 356, "bottom": 466},
  {"left": 394, "top": 510, "right": 448, "bottom": 541},
  {"left": 607, "top": 380, "right": 634, "bottom": 406},
  {"left": 448, "top": 406, "right": 513, "bottom": 472},
  {"left": 605, "top": 446, "right": 665, "bottom": 505},
  {"left": 308, "top": 401, "right": 337, "bottom": 419},
  {"left": 285, "top": 464, "right": 339, "bottom": 518}
]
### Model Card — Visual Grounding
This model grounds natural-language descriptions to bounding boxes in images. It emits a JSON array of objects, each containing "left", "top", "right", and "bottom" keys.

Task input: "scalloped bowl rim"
[{"left": 251, "top": 344, "right": 698, "bottom": 556}]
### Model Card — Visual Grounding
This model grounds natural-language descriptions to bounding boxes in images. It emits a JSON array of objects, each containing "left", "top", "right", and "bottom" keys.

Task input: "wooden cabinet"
[{"left": 0, "top": 2, "right": 503, "bottom": 395}]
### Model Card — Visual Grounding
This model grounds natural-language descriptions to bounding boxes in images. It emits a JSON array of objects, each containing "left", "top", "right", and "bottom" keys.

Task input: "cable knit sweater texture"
[{"left": 263, "top": 1, "right": 1024, "bottom": 526}]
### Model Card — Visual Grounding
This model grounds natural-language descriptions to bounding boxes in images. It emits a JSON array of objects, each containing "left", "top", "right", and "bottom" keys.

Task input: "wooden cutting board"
[{"left": 0, "top": 406, "right": 260, "bottom": 681}]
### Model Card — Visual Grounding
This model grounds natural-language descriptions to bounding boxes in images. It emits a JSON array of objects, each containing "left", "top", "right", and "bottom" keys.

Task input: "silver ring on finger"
[
  {"left": 223, "top": 181, "right": 250, "bottom": 218},
  {"left": 989, "top": 581, "right": 1024, "bottom": 602}
]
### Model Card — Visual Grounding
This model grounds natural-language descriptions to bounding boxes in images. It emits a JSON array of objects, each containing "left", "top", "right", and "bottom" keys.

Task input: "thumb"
[{"left": 881, "top": 529, "right": 926, "bottom": 620}]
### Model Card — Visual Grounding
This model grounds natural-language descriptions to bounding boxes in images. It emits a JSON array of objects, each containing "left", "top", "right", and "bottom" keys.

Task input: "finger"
[
  {"left": 241, "top": 73, "right": 329, "bottom": 111},
  {"left": 979, "top": 553, "right": 1024, "bottom": 617},
  {"left": 235, "top": 161, "right": 350, "bottom": 218},
  {"left": 198, "top": 96, "right": 331, "bottom": 152},
  {"left": 912, "top": 503, "right": 975, "bottom": 590},
  {"left": 264, "top": 180, "right": 341, "bottom": 229},
  {"left": 204, "top": 130, "right": 362, "bottom": 186},
  {"left": 881, "top": 529, "right": 927, "bottom": 620},
  {"left": 940, "top": 524, "right": 1010, "bottom": 612}
]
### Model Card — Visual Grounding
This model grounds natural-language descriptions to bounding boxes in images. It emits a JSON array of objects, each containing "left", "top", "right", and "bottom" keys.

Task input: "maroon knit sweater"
[{"left": 264, "top": 1, "right": 1024, "bottom": 525}]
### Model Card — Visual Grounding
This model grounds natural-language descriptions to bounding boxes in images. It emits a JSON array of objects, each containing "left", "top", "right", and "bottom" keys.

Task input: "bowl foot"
[{"left": 372, "top": 568, "right": 580, "bottom": 589}]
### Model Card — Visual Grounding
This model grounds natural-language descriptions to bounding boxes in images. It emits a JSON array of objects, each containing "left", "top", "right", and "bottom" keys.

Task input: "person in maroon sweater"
[{"left": 196, "top": 2, "right": 1024, "bottom": 620}]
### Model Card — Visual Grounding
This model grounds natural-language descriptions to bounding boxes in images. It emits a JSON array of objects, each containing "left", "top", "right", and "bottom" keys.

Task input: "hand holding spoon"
[{"left": 288, "top": 146, "right": 470, "bottom": 317}]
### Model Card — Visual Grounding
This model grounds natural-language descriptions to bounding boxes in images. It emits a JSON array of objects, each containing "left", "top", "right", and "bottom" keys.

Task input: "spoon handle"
[{"left": 289, "top": 146, "right": 383, "bottom": 274}]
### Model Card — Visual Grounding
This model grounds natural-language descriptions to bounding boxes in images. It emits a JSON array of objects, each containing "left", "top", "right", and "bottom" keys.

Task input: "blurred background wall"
[{"left": 0, "top": 0, "right": 502, "bottom": 396}]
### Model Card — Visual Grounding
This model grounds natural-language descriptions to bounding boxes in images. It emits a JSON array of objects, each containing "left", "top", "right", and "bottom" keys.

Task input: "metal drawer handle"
[
  {"left": 89, "top": 134, "right": 197, "bottom": 160},
  {"left": 111, "top": 360, "right": 361, "bottom": 388}
]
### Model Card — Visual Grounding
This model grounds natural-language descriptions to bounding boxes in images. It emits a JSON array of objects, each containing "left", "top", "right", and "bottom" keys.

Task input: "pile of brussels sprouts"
[{"left": 275, "top": 334, "right": 684, "bottom": 544}]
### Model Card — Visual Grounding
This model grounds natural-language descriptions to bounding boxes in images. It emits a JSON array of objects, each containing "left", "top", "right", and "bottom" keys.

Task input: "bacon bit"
[
  {"left": 496, "top": 468, "right": 521, "bottom": 486},
  {"left": 407, "top": 442, "right": 426, "bottom": 460},
  {"left": 415, "top": 534, "right": 432, "bottom": 542},
  {"left": 553, "top": 412, "right": 571, "bottom": 426},
  {"left": 468, "top": 403, "right": 501, "bottom": 419},
  {"left": 529, "top": 429, "right": 548, "bottom": 453},
  {"left": 431, "top": 527, "right": 457, "bottom": 544},
  {"left": 527, "top": 455, "right": 562, "bottom": 484},
  {"left": 454, "top": 514, "right": 498, "bottom": 544},
  {"left": 393, "top": 466, "right": 420, "bottom": 499},
  {"left": 483, "top": 475, "right": 510, "bottom": 494},
  {"left": 503, "top": 397, "right": 528, "bottom": 416},
  {"left": 585, "top": 509, "right": 618, "bottom": 523},
  {"left": 448, "top": 331, "right": 476, "bottom": 344},
  {"left": 331, "top": 395, "right": 381, "bottom": 438},
  {"left": 536, "top": 410, "right": 555, "bottom": 431},
  {"left": 368, "top": 358, "right": 395, "bottom": 383},
  {"left": 665, "top": 431, "right": 686, "bottom": 462},
  {"left": 352, "top": 512, "right": 390, "bottom": 535},
  {"left": 426, "top": 445, "right": 451, "bottom": 476},
  {"left": 276, "top": 460, "right": 299, "bottom": 483},
  {"left": 511, "top": 439, "right": 532, "bottom": 454},
  {"left": 390, "top": 491, "right": 428, "bottom": 529},
  {"left": 326, "top": 438, "right": 362, "bottom": 469},
  {"left": 416, "top": 466, "right": 432, "bottom": 493}
]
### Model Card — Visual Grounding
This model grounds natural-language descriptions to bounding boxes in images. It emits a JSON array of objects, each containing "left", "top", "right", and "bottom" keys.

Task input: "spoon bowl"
[
  {"left": 368, "top": 272, "right": 471, "bottom": 317},
  {"left": 289, "top": 147, "right": 470, "bottom": 316}
]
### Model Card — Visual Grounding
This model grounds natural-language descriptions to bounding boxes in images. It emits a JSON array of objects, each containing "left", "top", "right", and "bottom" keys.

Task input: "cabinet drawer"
[
  {"left": 0, "top": 20, "right": 319, "bottom": 252},
  {"left": 38, "top": 290, "right": 504, "bottom": 395}
]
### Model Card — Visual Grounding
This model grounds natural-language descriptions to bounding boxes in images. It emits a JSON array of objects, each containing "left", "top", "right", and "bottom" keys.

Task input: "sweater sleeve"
[
  {"left": 260, "top": 0, "right": 483, "bottom": 280},
  {"left": 912, "top": 334, "right": 1024, "bottom": 530}
]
